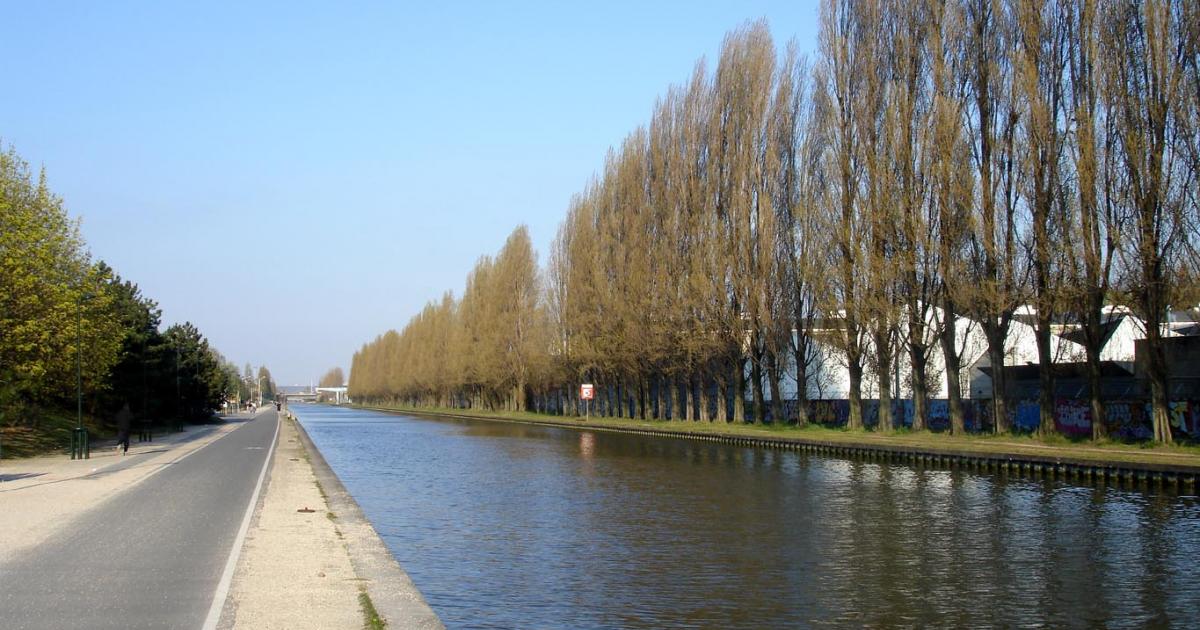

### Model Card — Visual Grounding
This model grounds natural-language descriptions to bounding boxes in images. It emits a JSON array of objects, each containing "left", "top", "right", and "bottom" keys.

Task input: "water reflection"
[
  {"left": 579, "top": 432, "right": 595, "bottom": 459},
  {"left": 293, "top": 404, "right": 1200, "bottom": 629}
]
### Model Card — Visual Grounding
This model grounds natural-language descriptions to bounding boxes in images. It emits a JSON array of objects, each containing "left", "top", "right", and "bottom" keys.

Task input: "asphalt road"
[{"left": 0, "top": 410, "right": 278, "bottom": 630}]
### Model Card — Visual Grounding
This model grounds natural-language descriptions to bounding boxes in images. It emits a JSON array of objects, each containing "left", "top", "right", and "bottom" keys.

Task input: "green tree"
[
  {"left": 95, "top": 264, "right": 169, "bottom": 422},
  {"left": 164, "top": 323, "right": 226, "bottom": 421},
  {"left": 257, "top": 366, "right": 276, "bottom": 401},
  {"left": 0, "top": 144, "right": 121, "bottom": 425}
]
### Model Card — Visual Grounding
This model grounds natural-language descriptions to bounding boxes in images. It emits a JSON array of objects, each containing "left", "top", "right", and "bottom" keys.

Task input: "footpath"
[{"left": 221, "top": 412, "right": 442, "bottom": 629}]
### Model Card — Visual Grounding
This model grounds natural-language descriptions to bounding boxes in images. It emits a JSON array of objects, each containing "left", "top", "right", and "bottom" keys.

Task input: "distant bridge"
[
  {"left": 316, "top": 387, "right": 349, "bottom": 404},
  {"left": 283, "top": 387, "right": 349, "bottom": 404}
]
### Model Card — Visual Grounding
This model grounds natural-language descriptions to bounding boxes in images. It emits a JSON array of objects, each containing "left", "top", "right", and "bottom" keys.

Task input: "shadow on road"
[{"left": 0, "top": 472, "right": 46, "bottom": 483}]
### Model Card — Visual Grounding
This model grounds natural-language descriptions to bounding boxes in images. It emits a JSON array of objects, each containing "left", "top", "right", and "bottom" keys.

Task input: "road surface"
[{"left": 0, "top": 410, "right": 278, "bottom": 630}]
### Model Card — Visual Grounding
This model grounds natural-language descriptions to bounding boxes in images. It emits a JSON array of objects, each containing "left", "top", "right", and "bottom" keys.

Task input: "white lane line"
[{"left": 201, "top": 415, "right": 280, "bottom": 630}]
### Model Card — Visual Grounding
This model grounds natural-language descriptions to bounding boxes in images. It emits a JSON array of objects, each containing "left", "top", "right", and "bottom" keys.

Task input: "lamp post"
[
  {"left": 175, "top": 345, "right": 183, "bottom": 431},
  {"left": 72, "top": 292, "right": 93, "bottom": 460}
]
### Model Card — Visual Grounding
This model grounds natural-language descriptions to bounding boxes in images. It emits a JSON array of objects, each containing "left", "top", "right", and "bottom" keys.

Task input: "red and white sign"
[{"left": 580, "top": 384, "right": 595, "bottom": 400}]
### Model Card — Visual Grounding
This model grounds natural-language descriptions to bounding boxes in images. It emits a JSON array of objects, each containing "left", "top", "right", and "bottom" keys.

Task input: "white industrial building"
[{"left": 765, "top": 304, "right": 1166, "bottom": 402}]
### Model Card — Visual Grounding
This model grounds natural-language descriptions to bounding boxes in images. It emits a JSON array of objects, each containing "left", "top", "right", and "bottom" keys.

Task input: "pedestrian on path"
[{"left": 115, "top": 402, "right": 133, "bottom": 455}]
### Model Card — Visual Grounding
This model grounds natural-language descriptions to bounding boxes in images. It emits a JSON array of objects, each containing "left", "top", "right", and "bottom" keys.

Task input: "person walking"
[{"left": 115, "top": 402, "right": 133, "bottom": 455}]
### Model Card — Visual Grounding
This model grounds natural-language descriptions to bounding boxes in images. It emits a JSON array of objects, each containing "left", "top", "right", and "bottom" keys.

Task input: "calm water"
[{"left": 293, "top": 404, "right": 1200, "bottom": 629}]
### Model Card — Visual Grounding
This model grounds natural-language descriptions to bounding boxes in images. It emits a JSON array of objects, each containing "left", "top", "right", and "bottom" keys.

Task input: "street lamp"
[{"left": 72, "top": 292, "right": 94, "bottom": 460}]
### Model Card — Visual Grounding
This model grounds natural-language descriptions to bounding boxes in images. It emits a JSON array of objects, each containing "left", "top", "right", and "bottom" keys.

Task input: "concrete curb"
[{"left": 292, "top": 415, "right": 444, "bottom": 629}]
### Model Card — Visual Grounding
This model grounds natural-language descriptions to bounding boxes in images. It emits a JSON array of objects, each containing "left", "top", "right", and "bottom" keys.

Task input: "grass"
[
  {"left": 360, "top": 403, "right": 1200, "bottom": 469},
  {"left": 0, "top": 407, "right": 113, "bottom": 458},
  {"left": 358, "top": 587, "right": 386, "bottom": 630}
]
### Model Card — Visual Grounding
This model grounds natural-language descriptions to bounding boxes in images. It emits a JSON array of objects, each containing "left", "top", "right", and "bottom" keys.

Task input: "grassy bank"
[
  {"left": 0, "top": 409, "right": 112, "bottom": 459},
  {"left": 354, "top": 403, "right": 1200, "bottom": 471}
]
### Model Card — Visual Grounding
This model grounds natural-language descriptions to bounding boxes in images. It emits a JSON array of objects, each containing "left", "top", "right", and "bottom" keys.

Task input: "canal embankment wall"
[{"left": 368, "top": 406, "right": 1200, "bottom": 492}]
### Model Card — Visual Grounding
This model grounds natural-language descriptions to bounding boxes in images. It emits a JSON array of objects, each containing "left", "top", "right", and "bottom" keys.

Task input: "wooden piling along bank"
[{"left": 371, "top": 407, "right": 1200, "bottom": 493}]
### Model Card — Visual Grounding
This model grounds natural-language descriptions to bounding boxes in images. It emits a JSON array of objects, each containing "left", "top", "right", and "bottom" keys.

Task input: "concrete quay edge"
[
  {"left": 291, "top": 413, "right": 445, "bottom": 630},
  {"left": 374, "top": 406, "right": 1200, "bottom": 490}
]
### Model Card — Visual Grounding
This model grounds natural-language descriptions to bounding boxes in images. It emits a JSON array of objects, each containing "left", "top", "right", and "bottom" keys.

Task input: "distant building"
[
  {"left": 759, "top": 303, "right": 1197, "bottom": 403},
  {"left": 974, "top": 307, "right": 1200, "bottom": 401}
]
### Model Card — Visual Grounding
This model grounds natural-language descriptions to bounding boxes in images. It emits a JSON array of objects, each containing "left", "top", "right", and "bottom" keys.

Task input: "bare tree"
[
  {"left": 1063, "top": 0, "right": 1122, "bottom": 440},
  {"left": 962, "top": 0, "right": 1025, "bottom": 434},
  {"left": 1103, "top": 0, "right": 1197, "bottom": 444},
  {"left": 814, "top": 0, "right": 872, "bottom": 430}
]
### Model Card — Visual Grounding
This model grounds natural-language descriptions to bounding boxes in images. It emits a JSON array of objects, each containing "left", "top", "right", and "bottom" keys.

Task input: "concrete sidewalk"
[
  {"left": 0, "top": 417, "right": 246, "bottom": 558},
  {"left": 222, "top": 412, "right": 443, "bottom": 629}
]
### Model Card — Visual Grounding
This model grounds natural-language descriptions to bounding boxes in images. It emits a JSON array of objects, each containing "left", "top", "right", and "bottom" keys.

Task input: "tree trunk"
[
  {"left": 638, "top": 376, "right": 649, "bottom": 420},
  {"left": 767, "top": 348, "right": 784, "bottom": 424},
  {"left": 1085, "top": 339, "right": 1106, "bottom": 440},
  {"left": 751, "top": 345, "right": 766, "bottom": 423},
  {"left": 847, "top": 360, "right": 863, "bottom": 430},
  {"left": 876, "top": 336, "right": 893, "bottom": 433},
  {"left": 732, "top": 357, "right": 746, "bottom": 423},
  {"left": 691, "top": 376, "right": 700, "bottom": 420},
  {"left": 667, "top": 376, "right": 678, "bottom": 420},
  {"left": 794, "top": 347, "right": 809, "bottom": 426},
  {"left": 716, "top": 375, "right": 729, "bottom": 423},
  {"left": 910, "top": 346, "right": 928, "bottom": 432},
  {"left": 939, "top": 308, "right": 965, "bottom": 434},
  {"left": 985, "top": 328, "right": 1011, "bottom": 433},
  {"left": 1035, "top": 312, "right": 1056, "bottom": 437},
  {"left": 655, "top": 374, "right": 666, "bottom": 420},
  {"left": 1146, "top": 318, "right": 1173, "bottom": 444}
]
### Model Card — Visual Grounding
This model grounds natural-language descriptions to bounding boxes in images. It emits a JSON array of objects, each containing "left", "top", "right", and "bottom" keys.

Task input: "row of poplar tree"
[
  {"left": 351, "top": 0, "right": 1200, "bottom": 444},
  {"left": 0, "top": 145, "right": 261, "bottom": 434}
]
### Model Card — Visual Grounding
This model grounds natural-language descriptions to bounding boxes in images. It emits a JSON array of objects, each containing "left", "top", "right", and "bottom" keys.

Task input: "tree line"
[
  {"left": 351, "top": 0, "right": 1200, "bottom": 444},
  {"left": 1, "top": 143, "right": 257, "bottom": 439},
  {"left": 319, "top": 367, "right": 345, "bottom": 388}
]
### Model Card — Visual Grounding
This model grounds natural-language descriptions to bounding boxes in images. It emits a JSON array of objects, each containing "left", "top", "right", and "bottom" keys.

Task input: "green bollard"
[{"left": 70, "top": 427, "right": 89, "bottom": 460}]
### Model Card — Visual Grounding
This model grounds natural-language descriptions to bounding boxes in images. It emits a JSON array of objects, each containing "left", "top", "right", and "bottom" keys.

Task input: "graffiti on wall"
[
  {"left": 1013, "top": 401, "right": 1040, "bottom": 432},
  {"left": 927, "top": 400, "right": 950, "bottom": 431},
  {"left": 1054, "top": 399, "right": 1092, "bottom": 437},
  {"left": 793, "top": 397, "right": 1195, "bottom": 440}
]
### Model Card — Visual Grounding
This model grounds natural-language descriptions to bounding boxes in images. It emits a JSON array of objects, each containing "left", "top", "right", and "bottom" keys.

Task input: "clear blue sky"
[{"left": 2, "top": 1, "right": 820, "bottom": 385}]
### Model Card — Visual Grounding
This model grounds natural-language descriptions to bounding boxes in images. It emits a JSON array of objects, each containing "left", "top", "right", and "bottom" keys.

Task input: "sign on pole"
[{"left": 580, "top": 383, "right": 594, "bottom": 420}]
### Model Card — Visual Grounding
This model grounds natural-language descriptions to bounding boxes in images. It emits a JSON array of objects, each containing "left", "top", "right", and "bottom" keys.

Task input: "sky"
[{"left": 2, "top": 1, "right": 820, "bottom": 386}]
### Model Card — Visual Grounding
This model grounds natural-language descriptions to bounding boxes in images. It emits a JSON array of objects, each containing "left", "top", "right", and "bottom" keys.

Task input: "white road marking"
[{"left": 201, "top": 416, "right": 280, "bottom": 630}]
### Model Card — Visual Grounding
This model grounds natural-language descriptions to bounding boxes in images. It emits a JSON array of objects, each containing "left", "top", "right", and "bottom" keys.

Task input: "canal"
[{"left": 293, "top": 403, "right": 1200, "bottom": 629}]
